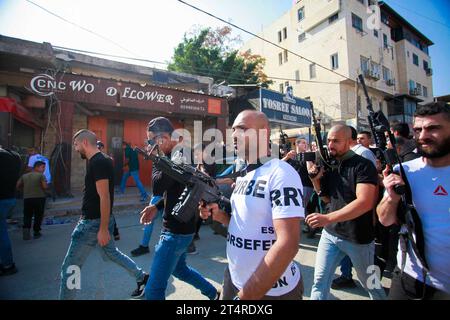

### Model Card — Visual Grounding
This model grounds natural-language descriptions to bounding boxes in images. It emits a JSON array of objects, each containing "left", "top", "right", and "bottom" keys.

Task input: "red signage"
[{"left": 26, "top": 73, "right": 227, "bottom": 117}]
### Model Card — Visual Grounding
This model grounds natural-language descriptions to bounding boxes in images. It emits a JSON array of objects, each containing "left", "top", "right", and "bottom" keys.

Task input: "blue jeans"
[
  {"left": 120, "top": 170, "right": 148, "bottom": 198},
  {"left": 311, "top": 229, "right": 386, "bottom": 300},
  {"left": 144, "top": 231, "right": 217, "bottom": 300},
  {"left": 141, "top": 196, "right": 163, "bottom": 247},
  {"left": 59, "top": 216, "right": 145, "bottom": 300},
  {"left": 0, "top": 198, "right": 16, "bottom": 266}
]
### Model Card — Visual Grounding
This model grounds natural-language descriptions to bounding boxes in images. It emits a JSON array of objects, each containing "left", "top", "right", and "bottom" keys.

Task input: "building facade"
[
  {"left": 241, "top": 0, "right": 434, "bottom": 131},
  {"left": 0, "top": 35, "right": 228, "bottom": 196}
]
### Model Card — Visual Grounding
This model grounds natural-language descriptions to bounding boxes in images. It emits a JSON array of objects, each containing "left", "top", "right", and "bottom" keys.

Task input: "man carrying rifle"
[
  {"left": 139, "top": 117, "right": 218, "bottom": 300},
  {"left": 306, "top": 125, "right": 386, "bottom": 300},
  {"left": 200, "top": 110, "right": 304, "bottom": 300},
  {"left": 377, "top": 102, "right": 450, "bottom": 299}
]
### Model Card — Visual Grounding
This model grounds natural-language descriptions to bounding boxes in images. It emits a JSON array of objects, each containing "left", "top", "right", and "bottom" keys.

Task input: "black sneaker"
[
  {"left": 187, "top": 242, "right": 198, "bottom": 255},
  {"left": 131, "top": 273, "right": 149, "bottom": 299},
  {"left": 0, "top": 263, "right": 18, "bottom": 276},
  {"left": 331, "top": 276, "right": 357, "bottom": 290},
  {"left": 33, "top": 232, "right": 42, "bottom": 239},
  {"left": 131, "top": 245, "right": 150, "bottom": 257}
]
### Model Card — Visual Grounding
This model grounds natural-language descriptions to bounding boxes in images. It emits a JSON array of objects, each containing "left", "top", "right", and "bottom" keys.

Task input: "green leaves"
[{"left": 168, "top": 26, "right": 272, "bottom": 86}]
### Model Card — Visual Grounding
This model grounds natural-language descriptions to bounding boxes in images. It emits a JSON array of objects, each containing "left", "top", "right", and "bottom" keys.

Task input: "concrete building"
[
  {"left": 0, "top": 35, "right": 229, "bottom": 195},
  {"left": 241, "top": 0, "right": 434, "bottom": 132}
]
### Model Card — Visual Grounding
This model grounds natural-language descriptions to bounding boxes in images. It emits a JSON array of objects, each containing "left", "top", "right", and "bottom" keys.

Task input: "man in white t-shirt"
[
  {"left": 200, "top": 110, "right": 304, "bottom": 300},
  {"left": 377, "top": 102, "right": 450, "bottom": 299}
]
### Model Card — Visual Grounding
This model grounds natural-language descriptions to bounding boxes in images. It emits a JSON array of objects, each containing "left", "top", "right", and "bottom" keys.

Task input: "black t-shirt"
[
  {"left": 287, "top": 158, "right": 313, "bottom": 188},
  {"left": 0, "top": 148, "right": 22, "bottom": 200},
  {"left": 81, "top": 152, "right": 114, "bottom": 219},
  {"left": 152, "top": 150, "right": 197, "bottom": 235},
  {"left": 322, "top": 153, "right": 378, "bottom": 244}
]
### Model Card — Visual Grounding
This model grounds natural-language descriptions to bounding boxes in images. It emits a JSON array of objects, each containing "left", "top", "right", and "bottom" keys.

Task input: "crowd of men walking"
[{"left": 0, "top": 102, "right": 448, "bottom": 300}]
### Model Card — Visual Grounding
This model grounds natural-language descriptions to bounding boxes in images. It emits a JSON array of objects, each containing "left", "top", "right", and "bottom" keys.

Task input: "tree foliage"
[{"left": 168, "top": 26, "right": 271, "bottom": 87}]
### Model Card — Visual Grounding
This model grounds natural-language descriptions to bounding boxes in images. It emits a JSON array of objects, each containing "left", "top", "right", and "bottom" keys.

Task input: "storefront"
[
  {"left": 234, "top": 87, "right": 312, "bottom": 149},
  {"left": 22, "top": 72, "right": 228, "bottom": 191}
]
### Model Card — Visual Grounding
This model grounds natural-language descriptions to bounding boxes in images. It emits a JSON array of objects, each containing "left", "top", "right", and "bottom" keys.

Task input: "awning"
[{"left": 0, "top": 97, "right": 43, "bottom": 129}]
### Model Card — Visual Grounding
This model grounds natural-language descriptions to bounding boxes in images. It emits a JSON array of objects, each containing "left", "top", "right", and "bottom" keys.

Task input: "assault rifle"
[
  {"left": 310, "top": 102, "right": 337, "bottom": 170},
  {"left": 136, "top": 146, "right": 230, "bottom": 223},
  {"left": 358, "top": 74, "right": 429, "bottom": 286}
]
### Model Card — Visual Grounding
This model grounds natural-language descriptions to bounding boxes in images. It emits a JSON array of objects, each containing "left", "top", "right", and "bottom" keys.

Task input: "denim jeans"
[
  {"left": 310, "top": 229, "right": 386, "bottom": 300},
  {"left": 0, "top": 198, "right": 16, "bottom": 266},
  {"left": 144, "top": 230, "right": 217, "bottom": 300},
  {"left": 339, "top": 255, "right": 353, "bottom": 279},
  {"left": 120, "top": 170, "right": 148, "bottom": 198},
  {"left": 59, "top": 216, "right": 145, "bottom": 300},
  {"left": 140, "top": 196, "right": 163, "bottom": 247}
]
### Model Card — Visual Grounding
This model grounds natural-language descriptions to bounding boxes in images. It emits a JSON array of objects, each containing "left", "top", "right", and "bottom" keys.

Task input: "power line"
[
  {"left": 177, "top": 0, "right": 352, "bottom": 81},
  {"left": 53, "top": 45, "right": 341, "bottom": 85},
  {"left": 387, "top": 0, "right": 450, "bottom": 30},
  {"left": 25, "top": 0, "right": 143, "bottom": 58}
]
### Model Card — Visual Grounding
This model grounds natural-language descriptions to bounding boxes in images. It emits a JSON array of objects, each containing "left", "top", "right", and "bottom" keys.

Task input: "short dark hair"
[
  {"left": 33, "top": 160, "right": 45, "bottom": 168},
  {"left": 348, "top": 126, "right": 357, "bottom": 140},
  {"left": 415, "top": 102, "right": 450, "bottom": 121},
  {"left": 392, "top": 123, "right": 410, "bottom": 139},
  {"left": 359, "top": 131, "right": 372, "bottom": 139},
  {"left": 147, "top": 117, "right": 174, "bottom": 134}
]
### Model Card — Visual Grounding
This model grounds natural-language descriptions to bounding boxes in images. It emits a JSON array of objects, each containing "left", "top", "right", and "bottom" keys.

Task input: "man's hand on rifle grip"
[{"left": 382, "top": 165, "right": 404, "bottom": 202}]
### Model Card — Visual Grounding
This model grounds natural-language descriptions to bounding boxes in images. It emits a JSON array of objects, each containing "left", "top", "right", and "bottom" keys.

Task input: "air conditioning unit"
[
  {"left": 410, "top": 88, "right": 419, "bottom": 96},
  {"left": 426, "top": 68, "right": 433, "bottom": 76},
  {"left": 386, "top": 78, "right": 395, "bottom": 87}
]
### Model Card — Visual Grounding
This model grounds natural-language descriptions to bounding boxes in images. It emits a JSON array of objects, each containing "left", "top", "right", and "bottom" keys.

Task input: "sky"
[{"left": 0, "top": 0, "right": 449, "bottom": 96}]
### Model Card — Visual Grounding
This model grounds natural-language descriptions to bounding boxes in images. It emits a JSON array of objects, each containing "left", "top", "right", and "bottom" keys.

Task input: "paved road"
[{"left": 0, "top": 211, "right": 390, "bottom": 300}]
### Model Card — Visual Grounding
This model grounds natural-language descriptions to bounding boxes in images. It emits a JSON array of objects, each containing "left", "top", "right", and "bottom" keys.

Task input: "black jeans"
[
  {"left": 389, "top": 267, "right": 450, "bottom": 300},
  {"left": 23, "top": 197, "right": 46, "bottom": 233}
]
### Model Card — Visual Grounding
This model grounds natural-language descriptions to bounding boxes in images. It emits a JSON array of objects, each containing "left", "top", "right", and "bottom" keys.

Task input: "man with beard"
[
  {"left": 59, "top": 130, "right": 148, "bottom": 300},
  {"left": 306, "top": 125, "right": 386, "bottom": 300},
  {"left": 377, "top": 102, "right": 450, "bottom": 299}
]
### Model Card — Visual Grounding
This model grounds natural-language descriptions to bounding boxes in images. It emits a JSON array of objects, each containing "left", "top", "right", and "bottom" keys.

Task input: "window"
[
  {"left": 407, "top": 51, "right": 410, "bottom": 57},
  {"left": 309, "top": 63, "right": 316, "bottom": 79},
  {"left": 284, "top": 50, "right": 288, "bottom": 63},
  {"left": 373, "top": 30, "right": 378, "bottom": 37},
  {"left": 278, "top": 31, "right": 282, "bottom": 43},
  {"left": 413, "top": 53, "right": 419, "bottom": 66},
  {"left": 383, "top": 33, "right": 388, "bottom": 48},
  {"left": 331, "top": 53, "right": 339, "bottom": 70},
  {"left": 295, "top": 70, "right": 300, "bottom": 84},
  {"left": 283, "top": 27, "right": 288, "bottom": 40},
  {"left": 360, "top": 56, "right": 369, "bottom": 73},
  {"left": 382, "top": 66, "right": 391, "bottom": 81},
  {"left": 298, "top": 7, "right": 305, "bottom": 21},
  {"left": 298, "top": 32, "right": 306, "bottom": 42},
  {"left": 352, "top": 13, "right": 363, "bottom": 32},
  {"left": 329, "top": 13, "right": 338, "bottom": 24},
  {"left": 279, "top": 83, "right": 284, "bottom": 93},
  {"left": 409, "top": 80, "right": 415, "bottom": 91},
  {"left": 416, "top": 83, "right": 422, "bottom": 96},
  {"left": 279, "top": 52, "right": 283, "bottom": 65},
  {"left": 423, "top": 86, "right": 428, "bottom": 98},
  {"left": 423, "top": 60, "right": 429, "bottom": 71}
]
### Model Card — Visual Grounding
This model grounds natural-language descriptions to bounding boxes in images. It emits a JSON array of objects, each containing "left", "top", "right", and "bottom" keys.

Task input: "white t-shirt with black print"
[{"left": 227, "top": 158, "right": 305, "bottom": 296}]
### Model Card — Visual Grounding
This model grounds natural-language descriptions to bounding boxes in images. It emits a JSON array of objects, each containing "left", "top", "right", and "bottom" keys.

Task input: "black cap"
[{"left": 147, "top": 117, "right": 174, "bottom": 134}]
